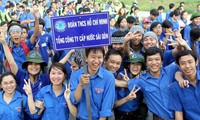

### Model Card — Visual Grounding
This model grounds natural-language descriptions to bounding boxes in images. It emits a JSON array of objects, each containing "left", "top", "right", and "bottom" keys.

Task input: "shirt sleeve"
[
  {"left": 99, "top": 72, "right": 115, "bottom": 118},
  {"left": 70, "top": 70, "right": 82, "bottom": 105},
  {"left": 23, "top": 95, "right": 41, "bottom": 119},
  {"left": 168, "top": 83, "right": 183, "bottom": 111}
]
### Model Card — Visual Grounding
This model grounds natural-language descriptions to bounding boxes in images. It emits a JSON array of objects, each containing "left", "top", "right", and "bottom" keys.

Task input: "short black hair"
[
  {"left": 21, "top": 26, "right": 28, "bottom": 33},
  {"left": 175, "top": 50, "right": 197, "bottom": 65},
  {"left": 162, "top": 20, "right": 173, "bottom": 28},
  {"left": 150, "top": 22, "right": 161, "bottom": 31},
  {"left": 39, "top": 18, "right": 45, "bottom": 27},
  {"left": 86, "top": 47, "right": 105, "bottom": 58},
  {"left": 170, "top": 9, "right": 180, "bottom": 17},
  {"left": 0, "top": 72, "right": 17, "bottom": 84},
  {"left": 190, "top": 27, "right": 200, "bottom": 43},
  {"left": 150, "top": 9, "right": 159, "bottom": 17},
  {"left": 104, "top": 49, "right": 122, "bottom": 61},
  {"left": 144, "top": 47, "right": 163, "bottom": 62},
  {"left": 169, "top": 3, "right": 175, "bottom": 9},
  {"left": 126, "top": 16, "right": 136, "bottom": 24},
  {"left": 48, "top": 62, "right": 68, "bottom": 77},
  {"left": 158, "top": 6, "right": 164, "bottom": 10}
]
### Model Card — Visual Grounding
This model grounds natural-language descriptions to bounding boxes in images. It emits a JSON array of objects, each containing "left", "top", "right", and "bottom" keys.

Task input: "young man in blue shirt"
[
  {"left": 70, "top": 47, "right": 115, "bottom": 120},
  {"left": 128, "top": 47, "right": 179, "bottom": 119},
  {"left": 169, "top": 50, "right": 200, "bottom": 119}
]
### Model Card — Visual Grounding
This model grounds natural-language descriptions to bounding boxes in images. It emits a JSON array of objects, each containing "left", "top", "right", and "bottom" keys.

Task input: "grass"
[{"left": 120, "top": 0, "right": 199, "bottom": 14}]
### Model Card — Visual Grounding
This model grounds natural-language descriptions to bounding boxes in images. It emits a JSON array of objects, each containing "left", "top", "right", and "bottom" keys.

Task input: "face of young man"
[
  {"left": 152, "top": 24, "right": 162, "bottom": 36},
  {"left": 146, "top": 53, "right": 162, "bottom": 76},
  {"left": 178, "top": 54, "right": 198, "bottom": 78},
  {"left": 104, "top": 54, "right": 122, "bottom": 73},
  {"left": 86, "top": 50, "right": 104, "bottom": 75},
  {"left": 143, "top": 37, "right": 158, "bottom": 50}
]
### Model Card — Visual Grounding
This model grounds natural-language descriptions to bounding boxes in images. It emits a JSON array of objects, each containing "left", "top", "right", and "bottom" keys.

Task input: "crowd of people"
[{"left": 0, "top": 0, "right": 200, "bottom": 120}]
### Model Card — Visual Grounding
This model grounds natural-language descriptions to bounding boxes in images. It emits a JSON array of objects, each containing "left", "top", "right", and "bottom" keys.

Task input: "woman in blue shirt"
[
  {"left": 28, "top": 62, "right": 77, "bottom": 120},
  {"left": 0, "top": 72, "right": 35, "bottom": 120}
]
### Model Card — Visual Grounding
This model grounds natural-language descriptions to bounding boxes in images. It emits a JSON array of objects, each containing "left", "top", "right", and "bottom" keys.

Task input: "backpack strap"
[{"left": 20, "top": 41, "right": 30, "bottom": 55}]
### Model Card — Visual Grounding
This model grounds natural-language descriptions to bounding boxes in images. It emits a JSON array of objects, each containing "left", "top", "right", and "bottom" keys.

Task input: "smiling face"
[
  {"left": 193, "top": 17, "right": 200, "bottom": 26},
  {"left": 104, "top": 54, "right": 122, "bottom": 73},
  {"left": 178, "top": 54, "right": 197, "bottom": 78},
  {"left": 143, "top": 36, "right": 158, "bottom": 50},
  {"left": 49, "top": 67, "right": 65, "bottom": 85},
  {"left": 27, "top": 62, "right": 41, "bottom": 76},
  {"left": 86, "top": 50, "right": 104, "bottom": 76},
  {"left": 1, "top": 75, "right": 16, "bottom": 94},
  {"left": 146, "top": 53, "right": 162, "bottom": 76},
  {"left": 129, "top": 62, "right": 142, "bottom": 75},
  {"left": 10, "top": 30, "right": 21, "bottom": 45},
  {"left": 131, "top": 32, "right": 143, "bottom": 45}
]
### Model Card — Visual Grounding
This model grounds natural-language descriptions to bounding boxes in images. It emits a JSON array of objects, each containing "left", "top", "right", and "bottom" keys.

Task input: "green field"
[{"left": 108, "top": 0, "right": 199, "bottom": 14}]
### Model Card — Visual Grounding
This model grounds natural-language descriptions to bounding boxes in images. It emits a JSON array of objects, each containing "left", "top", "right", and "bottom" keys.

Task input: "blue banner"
[{"left": 51, "top": 12, "right": 110, "bottom": 50}]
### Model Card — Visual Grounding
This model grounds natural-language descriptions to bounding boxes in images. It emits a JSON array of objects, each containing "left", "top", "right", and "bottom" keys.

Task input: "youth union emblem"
[{"left": 55, "top": 20, "right": 67, "bottom": 32}]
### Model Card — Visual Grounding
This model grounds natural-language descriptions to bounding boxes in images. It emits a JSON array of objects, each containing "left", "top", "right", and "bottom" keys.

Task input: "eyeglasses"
[{"left": 1, "top": 81, "right": 16, "bottom": 86}]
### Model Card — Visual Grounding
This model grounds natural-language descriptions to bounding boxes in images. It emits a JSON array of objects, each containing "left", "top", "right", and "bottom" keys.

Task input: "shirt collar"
[
  {"left": 80, "top": 66, "right": 104, "bottom": 79},
  {"left": 0, "top": 91, "right": 22, "bottom": 104},
  {"left": 146, "top": 67, "right": 165, "bottom": 79},
  {"left": 45, "top": 84, "right": 65, "bottom": 96}
]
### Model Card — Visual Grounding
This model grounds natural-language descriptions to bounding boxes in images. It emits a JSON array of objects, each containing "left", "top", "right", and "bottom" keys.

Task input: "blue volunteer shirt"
[
  {"left": 162, "top": 50, "right": 175, "bottom": 67},
  {"left": 169, "top": 72, "right": 200, "bottom": 119},
  {"left": 44, "top": 15, "right": 52, "bottom": 29},
  {"left": 34, "top": 84, "right": 69, "bottom": 120},
  {"left": 115, "top": 71, "right": 142, "bottom": 112},
  {"left": 128, "top": 64, "right": 179, "bottom": 119},
  {"left": 156, "top": 13, "right": 163, "bottom": 23},
  {"left": 27, "top": 33, "right": 53, "bottom": 64},
  {"left": 165, "top": 10, "right": 171, "bottom": 20},
  {"left": 16, "top": 69, "right": 51, "bottom": 98},
  {"left": 27, "top": 12, "right": 35, "bottom": 27},
  {"left": 11, "top": 44, "right": 28, "bottom": 71},
  {"left": 183, "top": 24, "right": 200, "bottom": 47},
  {"left": 18, "top": 12, "right": 27, "bottom": 22},
  {"left": 169, "top": 17, "right": 179, "bottom": 31},
  {"left": 70, "top": 67, "right": 115, "bottom": 120},
  {"left": 0, "top": 91, "right": 35, "bottom": 120}
]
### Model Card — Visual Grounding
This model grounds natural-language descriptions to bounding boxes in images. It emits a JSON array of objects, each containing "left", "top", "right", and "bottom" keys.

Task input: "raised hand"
[
  {"left": 120, "top": 69, "right": 130, "bottom": 82},
  {"left": 23, "top": 79, "right": 32, "bottom": 96},
  {"left": 126, "top": 85, "right": 140, "bottom": 101},
  {"left": 0, "top": 29, "right": 6, "bottom": 44},
  {"left": 64, "top": 83, "right": 71, "bottom": 100}
]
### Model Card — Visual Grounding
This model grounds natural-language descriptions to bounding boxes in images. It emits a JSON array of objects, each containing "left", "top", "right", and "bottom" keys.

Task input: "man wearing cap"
[
  {"left": 142, "top": 17, "right": 151, "bottom": 33},
  {"left": 183, "top": 12, "right": 200, "bottom": 46},
  {"left": 110, "top": 31, "right": 127, "bottom": 74}
]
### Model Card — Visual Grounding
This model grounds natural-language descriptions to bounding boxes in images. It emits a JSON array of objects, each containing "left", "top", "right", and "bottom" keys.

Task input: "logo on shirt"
[
  {"left": 55, "top": 20, "right": 67, "bottom": 32},
  {"left": 95, "top": 88, "right": 103, "bottom": 94},
  {"left": 16, "top": 107, "right": 22, "bottom": 112}
]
